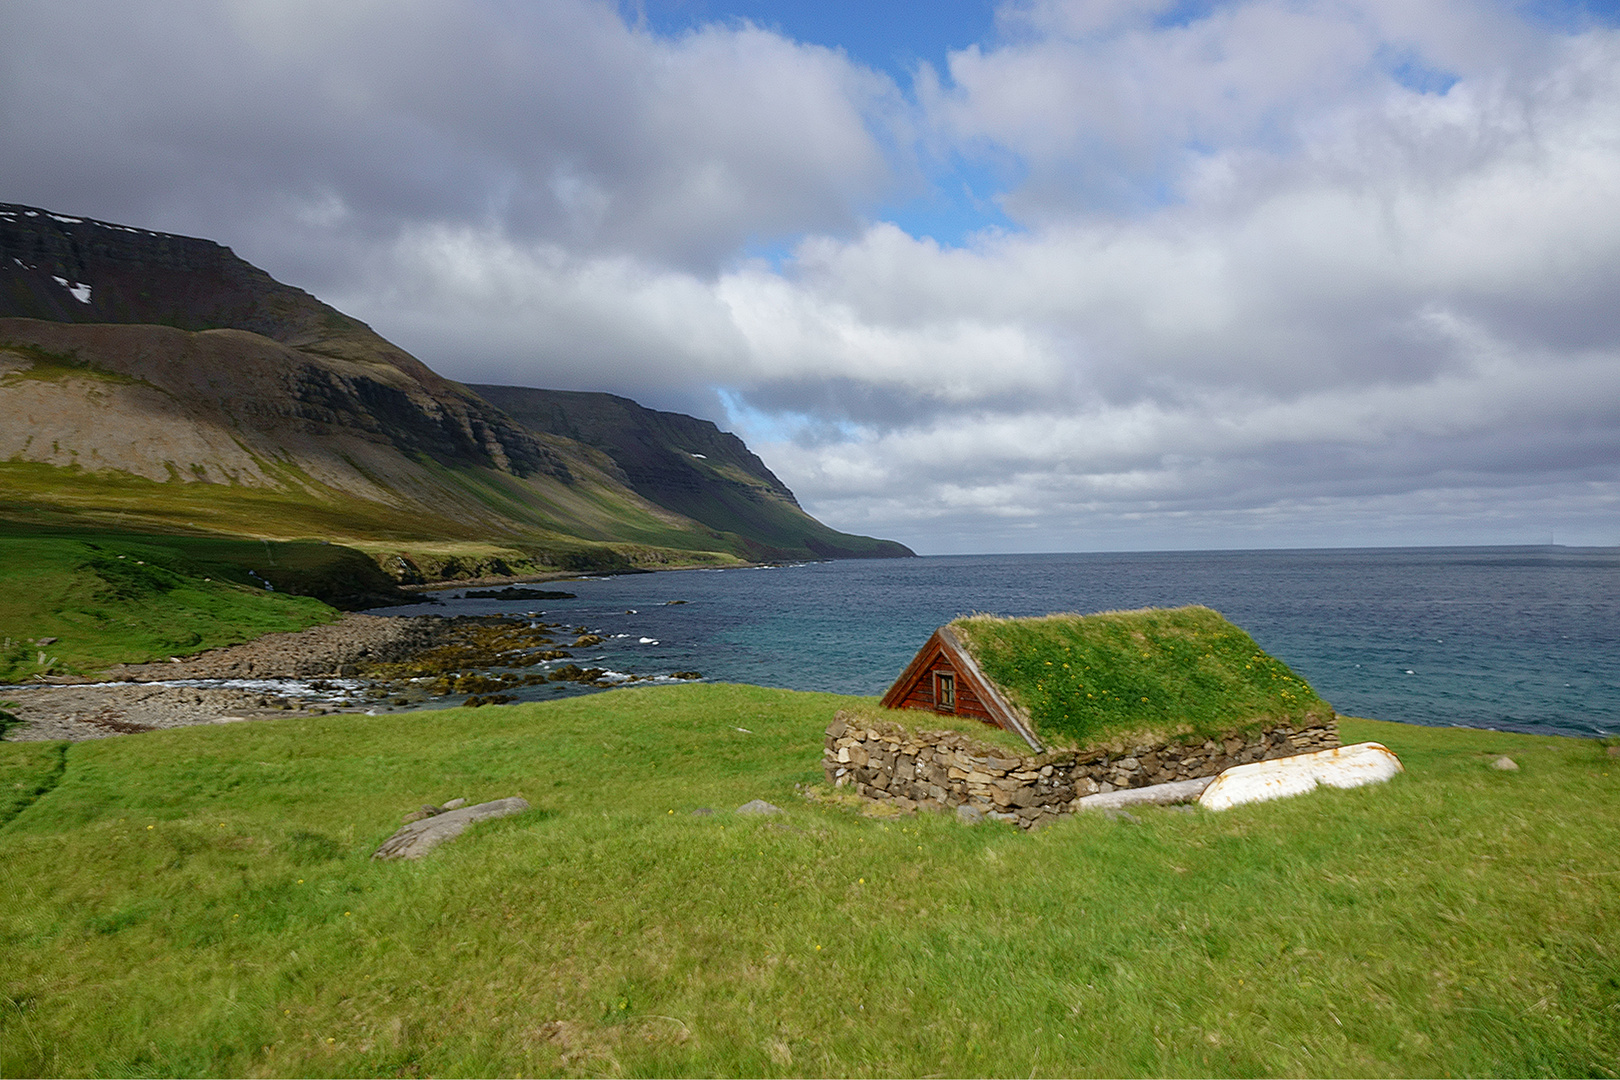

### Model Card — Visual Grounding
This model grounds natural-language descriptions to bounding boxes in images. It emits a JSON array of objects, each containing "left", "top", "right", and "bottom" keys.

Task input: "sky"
[{"left": 3, "top": 0, "right": 1619, "bottom": 553}]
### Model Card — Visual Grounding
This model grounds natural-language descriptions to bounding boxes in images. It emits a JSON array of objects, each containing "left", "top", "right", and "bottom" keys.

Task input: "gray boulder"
[
  {"left": 1076, "top": 775, "right": 1215, "bottom": 811},
  {"left": 735, "top": 799, "right": 782, "bottom": 816},
  {"left": 372, "top": 797, "right": 529, "bottom": 860}
]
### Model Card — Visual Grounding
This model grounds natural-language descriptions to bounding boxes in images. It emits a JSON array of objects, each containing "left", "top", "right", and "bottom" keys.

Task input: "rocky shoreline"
[
  {"left": 2, "top": 614, "right": 456, "bottom": 742},
  {"left": 2, "top": 609, "right": 704, "bottom": 742}
]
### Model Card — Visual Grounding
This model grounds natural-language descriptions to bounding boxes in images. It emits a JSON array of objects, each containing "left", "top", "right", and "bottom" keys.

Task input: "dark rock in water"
[
  {"left": 572, "top": 633, "right": 604, "bottom": 647},
  {"left": 670, "top": 671, "right": 703, "bottom": 680},
  {"left": 462, "top": 587, "right": 577, "bottom": 600},
  {"left": 549, "top": 664, "right": 609, "bottom": 685},
  {"left": 665, "top": 599, "right": 688, "bottom": 605}
]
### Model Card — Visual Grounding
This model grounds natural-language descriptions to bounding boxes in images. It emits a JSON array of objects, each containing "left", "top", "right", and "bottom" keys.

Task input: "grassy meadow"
[
  {"left": 0, "top": 521, "right": 757, "bottom": 682},
  {"left": 2, "top": 684, "right": 1617, "bottom": 1078},
  {"left": 0, "top": 526, "right": 344, "bottom": 681}
]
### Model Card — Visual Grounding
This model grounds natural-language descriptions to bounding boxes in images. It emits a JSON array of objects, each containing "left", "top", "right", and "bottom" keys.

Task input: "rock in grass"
[
  {"left": 1076, "top": 775, "right": 1215, "bottom": 811},
  {"left": 1492, "top": 756, "right": 1520, "bottom": 771},
  {"left": 956, "top": 804, "right": 986, "bottom": 825},
  {"left": 735, "top": 799, "right": 782, "bottom": 816},
  {"left": 373, "top": 797, "right": 529, "bottom": 860}
]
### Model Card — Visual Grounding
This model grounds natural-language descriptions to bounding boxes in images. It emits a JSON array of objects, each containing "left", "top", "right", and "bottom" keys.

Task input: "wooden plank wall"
[{"left": 892, "top": 649, "right": 997, "bottom": 725}]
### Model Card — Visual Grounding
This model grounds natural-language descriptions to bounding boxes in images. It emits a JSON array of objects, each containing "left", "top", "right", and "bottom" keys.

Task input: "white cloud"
[
  {"left": 2, "top": 0, "right": 1617, "bottom": 550},
  {"left": 0, "top": 0, "right": 904, "bottom": 272}
]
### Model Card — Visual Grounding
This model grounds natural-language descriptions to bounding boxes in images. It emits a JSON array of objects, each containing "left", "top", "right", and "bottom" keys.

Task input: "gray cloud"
[
  {"left": 0, "top": 1, "right": 903, "bottom": 275},
  {"left": 2, "top": 0, "right": 1617, "bottom": 550}
]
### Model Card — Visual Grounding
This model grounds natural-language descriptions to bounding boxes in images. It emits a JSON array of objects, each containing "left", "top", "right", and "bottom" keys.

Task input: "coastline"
[
  {"left": 7, "top": 548, "right": 1614, "bottom": 743},
  {"left": 394, "top": 557, "right": 790, "bottom": 593},
  {"left": 0, "top": 557, "right": 807, "bottom": 742},
  {"left": 2, "top": 613, "right": 455, "bottom": 741}
]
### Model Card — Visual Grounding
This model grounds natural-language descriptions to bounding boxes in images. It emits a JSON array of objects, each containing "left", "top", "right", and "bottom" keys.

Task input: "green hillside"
[
  {"left": 0, "top": 203, "right": 912, "bottom": 580},
  {"left": 0, "top": 516, "right": 446, "bottom": 679}
]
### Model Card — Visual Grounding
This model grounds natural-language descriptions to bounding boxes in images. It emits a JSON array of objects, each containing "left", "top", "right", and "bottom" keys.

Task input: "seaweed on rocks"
[
  {"left": 462, "top": 694, "right": 516, "bottom": 707},
  {"left": 548, "top": 664, "right": 611, "bottom": 686},
  {"left": 360, "top": 617, "right": 562, "bottom": 681}
]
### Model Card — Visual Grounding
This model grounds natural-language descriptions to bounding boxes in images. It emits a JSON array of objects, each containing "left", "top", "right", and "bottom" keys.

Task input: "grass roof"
[{"left": 950, "top": 605, "right": 1333, "bottom": 748}]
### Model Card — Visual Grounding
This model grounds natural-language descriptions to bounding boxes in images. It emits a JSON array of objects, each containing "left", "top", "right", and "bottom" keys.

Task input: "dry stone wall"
[{"left": 824, "top": 711, "right": 1339, "bottom": 829}]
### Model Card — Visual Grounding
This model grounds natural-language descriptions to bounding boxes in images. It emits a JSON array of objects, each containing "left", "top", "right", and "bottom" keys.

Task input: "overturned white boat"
[{"left": 1198, "top": 741, "right": 1403, "bottom": 811}]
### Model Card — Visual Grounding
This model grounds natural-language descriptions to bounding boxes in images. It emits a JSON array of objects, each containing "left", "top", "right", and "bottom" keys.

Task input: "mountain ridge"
[
  {"left": 473, "top": 385, "right": 908, "bottom": 561},
  {"left": 0, "top": 202, "right": 912, "bottom": 575}
]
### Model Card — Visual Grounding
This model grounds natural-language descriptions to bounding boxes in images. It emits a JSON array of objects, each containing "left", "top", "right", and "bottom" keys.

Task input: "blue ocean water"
[{"left": 374, "top": 547, "right": 1620, "bottom": 738}]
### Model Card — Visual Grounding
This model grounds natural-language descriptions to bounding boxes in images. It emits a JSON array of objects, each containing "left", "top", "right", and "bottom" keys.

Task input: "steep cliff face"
[
  {"left": 0, "top": 202, "right": 912, "bottom": 563},
  {"left": 2, "top": 203, "right": 309, "bottom": 334},
  {"left": 473, "top": 386, "right": 913, "bottom": 560},
  {"left": 0, "top": 202, "right": 555, "bottom": 479},
  {"left": 0, "top": 317, "right": 701, "bottom": 548},
  {"left": 475, "top": 386, "right": 799, "bottom": 503}
]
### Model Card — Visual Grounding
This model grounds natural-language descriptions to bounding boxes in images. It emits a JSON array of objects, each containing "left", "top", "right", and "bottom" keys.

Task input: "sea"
[{"left": 368, "top": 546, "right": 1620, "bottom": 739}]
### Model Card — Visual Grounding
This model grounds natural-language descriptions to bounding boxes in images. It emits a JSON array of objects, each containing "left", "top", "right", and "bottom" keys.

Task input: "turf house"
[{"left": 880, "top": 606, "right": 1337, "bottom": 754}]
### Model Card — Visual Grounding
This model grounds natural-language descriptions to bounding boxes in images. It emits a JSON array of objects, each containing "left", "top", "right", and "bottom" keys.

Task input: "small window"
[{"left": 935, "top": 671, "right": 956, "bottom": 713}]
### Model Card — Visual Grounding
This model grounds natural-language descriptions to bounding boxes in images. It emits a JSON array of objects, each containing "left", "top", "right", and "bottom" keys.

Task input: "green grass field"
[
  {"left": 2, "top": 685, "right": 1616, "bottom": 1077},
  {"left": 0, "top": 526, "right": 344, "bottom": 681},
  {"left": 0, "top": 521, "right": 756, "bottom": 682}
]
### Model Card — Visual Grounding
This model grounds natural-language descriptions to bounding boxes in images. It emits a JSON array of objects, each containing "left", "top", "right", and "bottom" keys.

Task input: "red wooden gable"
[{"left": 879, "top": 626, "right": 1044, "bottom": 751}]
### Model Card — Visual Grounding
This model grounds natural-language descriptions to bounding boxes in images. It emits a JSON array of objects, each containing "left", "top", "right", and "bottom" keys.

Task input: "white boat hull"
[{"left": 1198, "top": 742, "right": 1404, "bottom": 811}]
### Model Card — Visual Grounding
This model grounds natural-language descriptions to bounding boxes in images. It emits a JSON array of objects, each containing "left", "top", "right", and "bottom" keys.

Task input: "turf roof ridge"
[{"left": 946, "top": 606, "right": 1333, "bottom": 748}]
